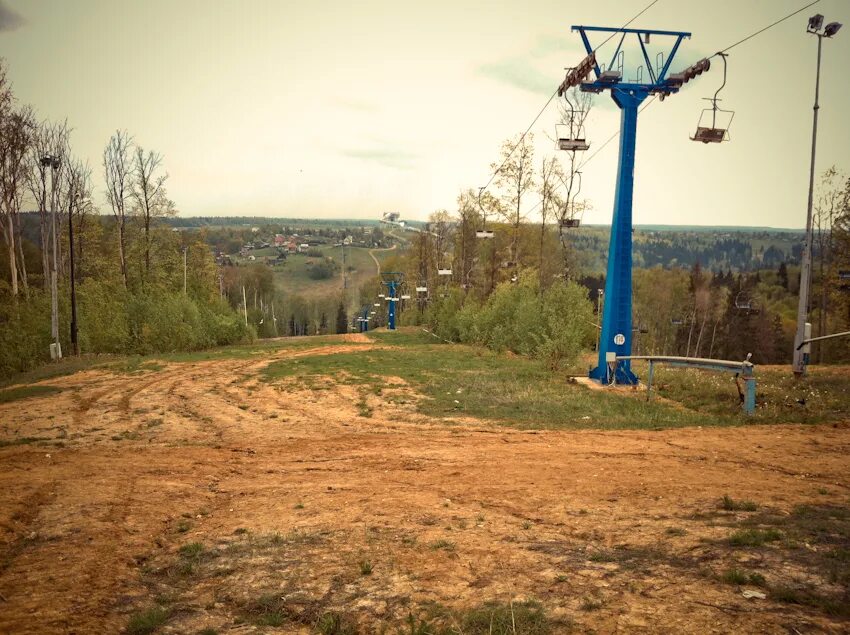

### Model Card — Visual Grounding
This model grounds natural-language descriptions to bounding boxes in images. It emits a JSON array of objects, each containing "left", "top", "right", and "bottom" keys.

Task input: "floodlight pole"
[
  {"left": 571, "top": 25, "right": 690, "bottom": 385},
  {"left": 793, "top": 29, "right": 826, "bottom": 377}
]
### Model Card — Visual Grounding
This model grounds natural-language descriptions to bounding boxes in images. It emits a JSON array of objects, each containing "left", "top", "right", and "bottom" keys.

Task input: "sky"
[{"left": 1, "top": 0, "right": 849, "bottom": 228}]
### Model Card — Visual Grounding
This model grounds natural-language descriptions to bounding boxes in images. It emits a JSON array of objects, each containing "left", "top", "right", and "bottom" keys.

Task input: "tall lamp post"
[
  {"left": 793, "top": 15, "right": 842, "bottom": 377},
  {"left": 40, "top": 154, "right": 61, "bottom": 360},
  {"left": 69, "top": 194, "right": 85, "bottom": 356}
]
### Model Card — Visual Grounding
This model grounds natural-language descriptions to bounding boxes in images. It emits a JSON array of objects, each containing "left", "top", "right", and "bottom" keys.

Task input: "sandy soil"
[{"left": 1, "top": 335, "right": 848, "bottom": 634}]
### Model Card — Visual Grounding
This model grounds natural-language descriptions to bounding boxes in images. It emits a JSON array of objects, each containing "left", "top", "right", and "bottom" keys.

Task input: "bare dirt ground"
[{"left": 1, "top": 334, "right": 848, "bottom": 634}]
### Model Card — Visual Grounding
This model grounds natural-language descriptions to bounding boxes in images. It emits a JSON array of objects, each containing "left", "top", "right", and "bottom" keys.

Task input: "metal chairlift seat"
[
  {"left": 692, "top": 126, "right": 727, "bottom": 143},
  {"left": 556, "top": 123, "right": 589, "bottom": 152},
  {"left": 437, "top": 269, "right": 452, "bottom": 276},
  {"left": 558, "top": 138, "right": 590, "bottom": 152},
  {"left": 599, "top": 70, "right": 622, "bottom": 84},
  {"left": 401, "top": 294, "right": 411, "bottom": 300},
  {"left": 415, "top": 286, "right": 428, "bottom": 293},
  {"left": 374, "top": 303, "right": 381, "bottom": 307},
  {"left": 560, "top": 218, "right": 581, "bottom": 228},
  {"left": 475, "top": 230, "right": 495, "bottom": 239},
  {"left": 691, "top": 104, "right": 733, "bottom": 143}
]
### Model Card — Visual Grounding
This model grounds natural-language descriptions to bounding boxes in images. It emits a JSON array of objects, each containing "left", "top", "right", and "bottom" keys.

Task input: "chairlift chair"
[
  {"left": 691, "top": 53, "right": 734, "bottom": 144},
  {"left": 560, "top": 218, "right": 581, "bottom": 228},
  {"left": 475, "top": 187, "right": 495, "bottom": 239},
  {"left": 437, "top": 269, "right": 452, "bottom": 276},
  {"left": 401, "top": 294, "right": 411, "bottom": 300},
  {"left": 734, "top": 291, "right": 759, "bottom": 314},
  {"left": 556, "top": 92, "right": 590, "bottom": 152},
  {"left": 415, "top": 286, "right": 428, "bottom": 293}
]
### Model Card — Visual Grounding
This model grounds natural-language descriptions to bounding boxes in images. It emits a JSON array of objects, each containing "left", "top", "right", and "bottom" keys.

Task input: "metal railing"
[{"left": 616, "top": 355, "right": 756, "bottom": 415}]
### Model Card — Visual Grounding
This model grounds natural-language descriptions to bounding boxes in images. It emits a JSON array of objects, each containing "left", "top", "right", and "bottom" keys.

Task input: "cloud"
[
  {"left": 477, "top": 57, "right": 557, "bottom": 96},
  {"left": 0, "top": 1, "right": 24, "bottom": 32},
  {"left": 340, "top": 146, "right": 418, "bottom": 170}
]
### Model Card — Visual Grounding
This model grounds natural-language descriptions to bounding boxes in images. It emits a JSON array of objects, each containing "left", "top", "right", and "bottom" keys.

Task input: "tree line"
[{"left": 0, "top": 59, "right": 250, "bottom": 377}]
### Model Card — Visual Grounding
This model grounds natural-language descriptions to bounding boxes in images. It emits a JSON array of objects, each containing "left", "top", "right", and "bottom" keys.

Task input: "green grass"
[
  {"left": 0, "top": 436, "right": 51, "bottom": 448},
  {"left": 269, "top": 245, "right": 395, "bottom": 299},
  {"left": 639, "top": 362, "right": 850, "bottom": 425},
  {"left": 0, "top": 384, "right": 62, "bottom": 404},
  {"left": 409, "top": 600, "right": 557, "bottom": 635},
  {"left": 720, "top": 568, "right": 765, "bottom": 586},
  {"left": 126, "top": 606, "right": 170, "bottom": 634},
  {"left": 261, "top": 336, "right": 726, "bottom": 430},
  {"left": 728, "top": 528, "right": 782, "bottom": 547},
  {"left": 720, "top": 495, "right": 758, "bottom": 512}
]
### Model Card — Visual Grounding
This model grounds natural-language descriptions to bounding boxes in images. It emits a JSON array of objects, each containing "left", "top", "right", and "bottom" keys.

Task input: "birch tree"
[{"left": 103, "top": 130, "right": 133, "bottom": 287}]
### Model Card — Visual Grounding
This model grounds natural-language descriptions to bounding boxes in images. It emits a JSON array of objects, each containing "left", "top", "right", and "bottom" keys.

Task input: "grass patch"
[
  {"left": 641, "top": 362, "right": 850, "bottom": 425},
  {"left": 720, "top": 568, "right": 765, "bottom": 586},
  {"left": 126, "top": 606, "right": 169, "bottom": 635},
  {"left": 429, "top": 539, "right": 456, "bottom": 552},
  {"left": 316, "top": 611, "right": 357, "bottom": 635},
  {"left": 728, "top": 528, "right": 782, "bottom": 547},
  {"left": 720, "top": 494, "right": 758, "bottom": 512},
  {"left": 0, "top": 436, "right": 51, "bottom": 448},
  {"left": 243, "top": 593, "right": 289, "bottom": 627},
  {"left": 0, "top": 384, "right": 62, "bottom": 404},
  {"left": 770, "top": 584, "right": 850, "bottom": 617},
  {"left": 261, "top": 334, "right": 726, "bottom": 430}
]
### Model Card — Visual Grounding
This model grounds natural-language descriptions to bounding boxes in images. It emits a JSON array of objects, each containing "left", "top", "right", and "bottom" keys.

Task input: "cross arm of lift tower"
[{"left": 562, "top": 26, "right": 692, "bottom": 98}]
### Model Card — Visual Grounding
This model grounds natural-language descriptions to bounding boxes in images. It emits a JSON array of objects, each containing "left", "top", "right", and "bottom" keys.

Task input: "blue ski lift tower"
[
  {"left": 562, "top": 25, "right": 693, "bottom": 384},
  {"left": 381, "top": 272, "right": 404, "bottom": 330}
]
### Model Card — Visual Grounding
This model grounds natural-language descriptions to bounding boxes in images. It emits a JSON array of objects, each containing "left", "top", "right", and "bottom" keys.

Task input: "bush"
[
  {"left": 0, "top": 282, "right": 253, "bottom": 380},
  {"left": 426, "top": 271, "right": 594, "bottom": 369}
]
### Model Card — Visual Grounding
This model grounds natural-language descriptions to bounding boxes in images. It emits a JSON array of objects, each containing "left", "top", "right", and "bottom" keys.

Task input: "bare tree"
[
  {"left": 538, "top": 156, "right": 563, "bottom": 289},
  {"left": 0, "top": 64, "right": 35, "bottom": 298},
  {"left": 103, "top": 130, "right": 134, "bottom": 287},
  {"left": 62, "top": 158, "right": 93, "bottom": 281},
  {"left": 493, "top": 133, "right": 535, "bottom": 268},
  {"left": 453, "top": 189, "right": 480, "bottom": 292},
  {"left": 555, "top": 88, "right": 593, "bottom": 278},
  {"left": 132, "top": 146, "right": 172, "bottom": 277},
  {"left": 813, "top": 166, "right": 844, "bottom": 362}
]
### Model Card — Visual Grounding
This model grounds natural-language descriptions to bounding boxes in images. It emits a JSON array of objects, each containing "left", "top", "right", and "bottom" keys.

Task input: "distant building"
[
  {"left": 274, "top": 234, "right": 286, "bottom": 247},
  {"left": 251, "top": 227, "right": 260, "bottom": 233}
]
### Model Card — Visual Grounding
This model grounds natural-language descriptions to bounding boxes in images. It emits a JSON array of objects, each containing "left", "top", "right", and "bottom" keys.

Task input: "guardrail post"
[
  {"left": 646, "top": 360, "right": 655, "bottom": 401},
  {"left": 743, "top": 365, "right": 756, "bottom": 415}
]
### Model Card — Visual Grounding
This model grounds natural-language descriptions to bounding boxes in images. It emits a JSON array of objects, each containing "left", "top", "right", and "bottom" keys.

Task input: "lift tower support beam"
[{"left": 569, "top": 25, "right": 691, "bottom": 385}]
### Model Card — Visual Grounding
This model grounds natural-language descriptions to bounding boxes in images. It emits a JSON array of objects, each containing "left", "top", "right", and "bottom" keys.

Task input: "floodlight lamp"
[
  {"left": 808, "top": 14, "right": 824, "bottom": 32},
  {"left": 824, "top": 22, "right": 842, "bottom": 37}
]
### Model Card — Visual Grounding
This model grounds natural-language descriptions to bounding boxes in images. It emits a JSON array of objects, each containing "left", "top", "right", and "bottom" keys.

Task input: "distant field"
[{"left": 260, "top": 245, "right": 397, "bottom": 300}]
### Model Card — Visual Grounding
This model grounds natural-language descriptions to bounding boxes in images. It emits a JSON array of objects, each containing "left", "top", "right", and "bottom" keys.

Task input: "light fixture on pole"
[
  {"left": 792, "top": 15, "right": 842, "bottom": 377},
  {"left": 40, "top": 154, "right": 62, "bottom": 360}
]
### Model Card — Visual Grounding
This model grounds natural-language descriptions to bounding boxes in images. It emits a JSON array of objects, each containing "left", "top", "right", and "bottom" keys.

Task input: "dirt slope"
[{"left": 0, "top": 337, "right": 847, "bottom": 634}]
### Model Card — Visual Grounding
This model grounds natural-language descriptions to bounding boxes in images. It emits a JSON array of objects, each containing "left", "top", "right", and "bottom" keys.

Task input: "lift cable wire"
[
  {"left": 530, "top": 0, "right": 823, "bottom": 216},
  {"left": 477, "top": 0, "right": 664, "bottom": 196},
  {"left": 713, "top": 0, "right": 821, "bottom": 57}
]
